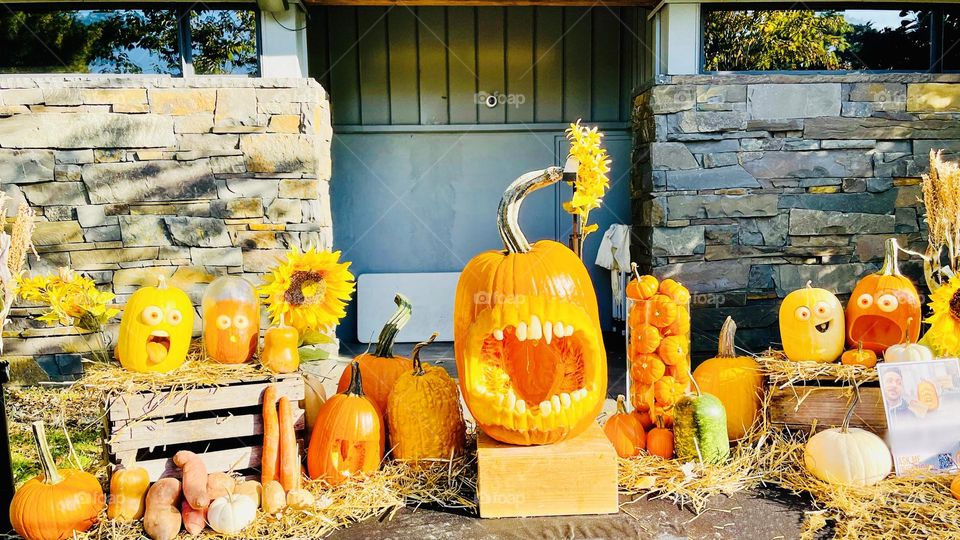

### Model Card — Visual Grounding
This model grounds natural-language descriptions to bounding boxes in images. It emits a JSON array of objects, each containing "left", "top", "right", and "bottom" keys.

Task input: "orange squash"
[
  {"left": 261, "top": 316, "right": 300, "bottom": 374},
  {"left": 692, "top": 317, "right": 764, "bottom": 440},
  {"left": 308, "top": 361, "right": 385, "bottom": 485},
  {"left": 603, "top": 396, "right": 646, "bottom": 458},
  {"left": 202, "top": 276, "right": 260, "bottom": 364},
  {"left": 453, "top": 167, "right": 607, "bottom": 446},
  {"left": 10, "top": 421, "right": 105, "bottom": 540},
  {"left": 107, "top": 466, "right": 149, "bottom": 523},
  {"left": 115, "top": 276, "right": 194, "bottom": 373},
  {"left": 846, "top": 238, "right": 921, "bottom": 354},
  {"left": 337, "top": 294, "right": 413, "bottom": 414},
  {"left": 841, "top": 342, "right": 878, "bottom": 368}
]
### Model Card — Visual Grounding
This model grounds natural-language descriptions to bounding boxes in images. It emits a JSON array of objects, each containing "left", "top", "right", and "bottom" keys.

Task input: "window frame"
[
  {"left": 0, "top": 2, "right": 262, "bottom": 77},
  {"left": 699, "top": 2, "right": 950, "bottom": 74}
]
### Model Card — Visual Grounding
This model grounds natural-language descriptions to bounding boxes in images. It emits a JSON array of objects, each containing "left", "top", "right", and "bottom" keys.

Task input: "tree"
[{"left": 703, "top": 10, "right": 853, "bottom": 71}]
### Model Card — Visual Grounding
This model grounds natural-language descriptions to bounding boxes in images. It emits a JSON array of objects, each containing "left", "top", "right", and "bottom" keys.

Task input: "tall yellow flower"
[
  {"left": 564, "top": 120, "right": 611, "bottom": 239},
  {"left": 925, "top": 273, "right": 960, "bottom": 356},
  {"left": 259, "top": 248, "right": 355, "bottom": 334}
]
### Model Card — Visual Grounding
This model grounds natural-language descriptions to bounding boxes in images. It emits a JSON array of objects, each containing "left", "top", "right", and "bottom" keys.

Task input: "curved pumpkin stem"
[
  {"left": 345, "top": 361, "right": 365, "bottom": 397},
  {"left": 841, "top": 384, "right": 861, "bottom": 434},
  {"left": 32, "top": 421, "right": 62, "bottom": 485},
  {"left": 498, "top": 167, "right": 564, "bottom": 253},
  {"left": 411, "top": 332, "right": 439, "bottom": 376},
  {"left": 717, "top": 317, "right": 737, "bottom": 359},
  {"left": 879, "top": 237, "right": 903, "bottom": 277},
  {"left": 374, "top": 294, "right": 413, "bottom": 358},
  {"left": 156, "top": 274, "right": 168, "bottom": 289},
  {"left": 630, "top": 262, "right": 641, "bottom": 282},
  {"left": 615, "top": 395, "right": 628, "bottom": 415}
]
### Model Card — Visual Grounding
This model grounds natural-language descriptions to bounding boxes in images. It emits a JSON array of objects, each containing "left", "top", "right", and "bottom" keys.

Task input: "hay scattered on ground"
[{"left": 757, "top": 350, "right": 877, "bottom": 388}]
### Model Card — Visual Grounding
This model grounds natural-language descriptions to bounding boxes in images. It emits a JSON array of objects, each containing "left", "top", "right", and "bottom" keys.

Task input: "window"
[
  {"left": 0, "top": 5, "right": 259, "bottom": 76},
  {"left": 701, "top": 5, "right": 953, "bottom": 72}
]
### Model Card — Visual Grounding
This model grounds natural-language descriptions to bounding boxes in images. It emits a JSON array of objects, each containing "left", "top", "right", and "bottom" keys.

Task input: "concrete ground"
[{"left": 323, "top": 339, "right": 814, "bottom": 540}]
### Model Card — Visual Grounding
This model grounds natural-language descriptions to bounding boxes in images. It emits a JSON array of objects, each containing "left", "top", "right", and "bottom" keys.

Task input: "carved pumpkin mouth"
[
  {"left": 146, "top": 331, "right": 171, "bottom": 364},
  {"left": 850, "top": 315, "right": 904, "bottom": 350},
  {"left": 462, "top": 302, "right": 602, "bottom": 435},
  {"left": 815, "top": 320, "right": 832, "bottom": 333}
]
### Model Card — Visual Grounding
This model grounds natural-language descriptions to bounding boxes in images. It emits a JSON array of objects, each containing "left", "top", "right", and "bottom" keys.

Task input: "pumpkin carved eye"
[
  {"left": 813, "top": 302, "right": 830, "bottom": 317},
  {"left": 795, "top": 306, "right": 811, "bottom": 321},
  {"left": 141, "top": 306, "right": 163, "bottom": 326},
  {"left": 877, "top": 294, "right": 899, "bottom": 313},
  {"left": 216, "top": 315, "right": 231, "bottom": 330},
  {"left": 234, "top": 315, "right": 250, "bottom": 329},
  {"left": 857, "top": 293, "right": 873, "bottom": 309},
  {"left": 167, "top": 309, "right": 183, "bottom": 325}
]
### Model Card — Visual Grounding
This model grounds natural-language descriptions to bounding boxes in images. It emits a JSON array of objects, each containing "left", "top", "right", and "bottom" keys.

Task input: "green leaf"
[{"left": 298, "top": 345, "right": 331, "bottom": 363}]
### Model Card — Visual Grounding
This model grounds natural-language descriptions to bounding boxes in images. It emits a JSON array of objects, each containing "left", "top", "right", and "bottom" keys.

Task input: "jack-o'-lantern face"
[
  {"left": 202, "top": 276, "right": 260, "bottom": 364},
  {"left": 116, "top": 277, "right": 194, "bottom": 373},
  {"left": 454, "top": 167, "right": 606, "bottom": 446},
  {"left": 846, "top": 238, "right": 921, "bottom": 354},
  {"left": 779, "top": 282, "right": 845, "bottom": 363}
]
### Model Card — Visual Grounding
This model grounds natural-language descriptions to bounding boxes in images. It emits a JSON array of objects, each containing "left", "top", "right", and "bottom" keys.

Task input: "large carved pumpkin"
[
  {"left": 116, "top": 276, "right": 194, "bottom": 372},
  {"left": 202, "top": 276, "right": 260, "bottom": 364},
  {"left": 845, "top": 238, "right": 921, "bottom": 354},
  {"left": 454, "top": 167, "right": 607, "bottom": 446},
  {"left": 779, "top": 281, "right": 845, "bottom": 363}
]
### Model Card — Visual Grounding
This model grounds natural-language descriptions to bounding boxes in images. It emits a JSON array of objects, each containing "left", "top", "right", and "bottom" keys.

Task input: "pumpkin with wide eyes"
[
  {"left": 454, "top": 167, "right": 607, "bottom": 446},
  {"left": 202, "top": 276, "right": 260, "bottom": 364},
  {"left": 917, "top": 380, "right": 940, "bottom": 412},
  {"left": 116, "top": 276, "right": 194, "bottom": 372},
  {"left": 846, "top": 238, "right": 921, "bottom": 354},
  {"left": 779, "top": 282, "right": 845, "bottom": 363}
]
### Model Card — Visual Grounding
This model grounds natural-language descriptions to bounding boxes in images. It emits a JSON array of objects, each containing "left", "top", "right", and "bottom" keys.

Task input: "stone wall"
[
  {"left": 630, "top": 73, "right": 959, "bottom": 356},
  {"left": 0, "top": 76, "right": 332, "bottom": 356}
]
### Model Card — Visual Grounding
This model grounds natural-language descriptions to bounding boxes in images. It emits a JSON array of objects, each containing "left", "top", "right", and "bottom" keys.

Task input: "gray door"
[{"left": 308, "top": 6, "right": 646, "bottom": 340}]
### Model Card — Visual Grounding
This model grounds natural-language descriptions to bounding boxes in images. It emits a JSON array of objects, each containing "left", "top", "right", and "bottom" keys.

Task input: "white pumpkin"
[
  {"left": 803, "top": 390, "right": 892, "bottom": 486},
  {"left": 207, "top": 493, "right": 257, "bottom": 535},
  {"left": 884, "top": 342, "right": 934, "bottom": 363},
  {"left": 302, "top": 372, "right": 327, "bottom": 434}
]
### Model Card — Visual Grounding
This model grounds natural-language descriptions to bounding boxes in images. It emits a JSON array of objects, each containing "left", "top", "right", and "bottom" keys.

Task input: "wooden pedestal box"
[{"left": 476, "top": 422, "right": 618, "bottom": 518}]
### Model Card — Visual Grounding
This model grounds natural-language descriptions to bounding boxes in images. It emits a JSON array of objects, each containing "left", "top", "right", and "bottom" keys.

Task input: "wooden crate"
[
  {"left": 768, "top": 382, "right": 887, "bottom": 437},
  {"left": 476, "top": 422, "right": 618, "bottom": 518},
  {"left": 103, "top": 372, "right": 305, "bottom": 481}
]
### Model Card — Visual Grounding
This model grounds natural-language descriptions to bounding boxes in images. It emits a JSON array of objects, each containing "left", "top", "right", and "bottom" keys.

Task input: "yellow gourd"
[{"left": 106, "top": 466, "right": 149, "bottom": 523}]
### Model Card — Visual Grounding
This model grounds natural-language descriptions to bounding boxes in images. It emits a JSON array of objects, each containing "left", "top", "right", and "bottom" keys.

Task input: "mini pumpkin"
[
  {"left": 692, "top": 317, "right": 764, "bottom": 440},
  {"left": 308, "top": 361, "right": 385, "bottom": 484},
  {"left": 779, "top": 281, "right": 845, "bottom": 363},
  {"left": 603, "top": 395, "right": 646, "bottom": 458},
  {"left": 386, "top": 333, "right": 466, "bottom": 463},
  {"left": 646, "top": 416, "right": 674, "bottom": 460},
  {"left": 630, "top": 324, "right": 661, "bottom": 354},
  {"left": 626, "top": 263, "right": 658, "bottom": 300},
  {"left": 846, "top": 238, "right": 921, "bottom": 354},
  {"left": 10, "top": 421, "right": 105, "bottom": 540},
  {"left": 884, "top": 340, "right": 934, "bottom": 363},
  {"left": 116, "top": 276, "right": 194, "bottom": 373},
  {"left": 207, "top": 493, "right": 257, "bottom": 535},
  {"left": 803, "top": 389, "right": 892, "bottom": 486},
  {"left": 337, "top": 294, "right": 413, "bottom": 414},
  {"left": 453, "top": 167, "right": 607, "bottom": 446},
  {"left": 632, "top": 354, "right": 665, "bottom": 385},
  {"left": 841, "top": 342, "right": 878, "bottom": 368},
  {"left": 202, "top": 276, "right": 260, "bottom": 364}
]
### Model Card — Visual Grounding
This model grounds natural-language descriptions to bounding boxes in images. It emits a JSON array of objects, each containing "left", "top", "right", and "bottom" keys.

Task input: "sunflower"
[
  {"left": 924, "top": 273, "right": 960, "bottom": 355},
  {"left": 260, "top": 248, "right": 355, "bottom": 334}
]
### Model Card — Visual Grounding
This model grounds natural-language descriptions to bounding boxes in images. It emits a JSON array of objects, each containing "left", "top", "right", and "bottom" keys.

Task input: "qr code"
[{"left": 937, "top": 453, "right": 954, "bottom": 470}]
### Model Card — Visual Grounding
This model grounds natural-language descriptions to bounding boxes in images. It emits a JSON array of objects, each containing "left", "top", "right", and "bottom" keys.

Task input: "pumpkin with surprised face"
[
  {"left": 202, "top": 276, "right": 260, "bottom": 364},
  {"left": 779, "top": 281, "right": 845, "bottom": 363},
  {"left": 116, "top": 276, "right": 194, "bottom": 373},
  {"left": 454, "top": 167, "right": 607, "bottom": 446}
]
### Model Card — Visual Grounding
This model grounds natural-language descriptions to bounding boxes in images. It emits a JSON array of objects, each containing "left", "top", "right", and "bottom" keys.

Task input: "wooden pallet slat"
[{"left": 768, "top": 386, "right": 887, "bottom": 436}]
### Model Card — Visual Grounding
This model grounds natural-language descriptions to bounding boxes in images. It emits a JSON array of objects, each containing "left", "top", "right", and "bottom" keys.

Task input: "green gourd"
[{"left": 674, "top": 392, "right": 730, "bottom": 464}]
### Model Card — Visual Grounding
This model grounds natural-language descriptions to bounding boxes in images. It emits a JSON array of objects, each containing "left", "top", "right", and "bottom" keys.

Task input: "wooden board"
[
  {"left": 477, "top": 422, "right": 618, "bottom": 518},
  {"left": 768, "top": 386, "right": 887, "bottom": 437}
]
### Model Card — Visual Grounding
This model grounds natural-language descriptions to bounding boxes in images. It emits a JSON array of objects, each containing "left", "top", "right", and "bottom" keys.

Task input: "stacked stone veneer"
[
  {"left": 631, "top": 74, "right": 960, "bottom": 356},
  {"left": 0, "top": 76, "right": 332, "bottom": 356}
]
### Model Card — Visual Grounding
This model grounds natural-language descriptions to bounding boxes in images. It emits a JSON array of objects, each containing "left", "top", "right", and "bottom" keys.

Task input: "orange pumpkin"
[
  {"left": 631, "top": 324, "right": 661, "bottom": 355},
  {"left": 951, "top": 473, "right": 960, "bottom": 501},
  {"left": 632, "top": 354, "right": 666, "bottom": 384},
  {"left": 917, "top": 380, "right": 940, "bottom": 411},
  {"left": 846, "top": 238, "right": 921, "bottom": 354},
  {"left": 261, "top": 315, "right": 300, "bottom": 374},
  {"left": 633, "top": 409, "right": 655, "bottom": 430},
  {"left": 453, "top": 167, "right": 607, "bottom": 446},
  {"left": 11, "top": 421, "right": 105, "bottom": 540},
  {"left": 692, "top": 317, "right": 764, "bottom": 440},
  {"left": 658, "top": 335, "right": 687, "bottom": 366},
  {"left": 308, "top": 361, "right": 385, "bottom": 485},
  {"left": 646, "top": 417, "right": 674, "bottom": 459},
  {"left": 647, "top": 295, "right": 678, "bottom": 328},
  {"left": 841, "top": 342, "right": 878, "bottom": 368},
  {"left": 603, "top": 396, "right": 646, "bottom": 458},
  {"left": 659, "top": 278, "right": 691, "bottom": 304},
  {"left": 337, "top": 294, "right": 413, "bottom": 414},
  {"left": 202, "top": 277, "right": 260, "bottom": 364},
  {"left": 626, "top": 263, "right": 658, "bottom": 300},
  {"left": 653, "top": 375, "right": 684, "bottom": 406}
]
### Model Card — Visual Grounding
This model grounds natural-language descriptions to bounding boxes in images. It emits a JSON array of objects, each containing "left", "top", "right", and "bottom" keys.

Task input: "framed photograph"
[{"left": 877, "top": 359, "right": 960, "bottom": 475}]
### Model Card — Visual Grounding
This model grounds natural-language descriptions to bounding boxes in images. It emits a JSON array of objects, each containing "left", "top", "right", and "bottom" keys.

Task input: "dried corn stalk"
[
  {"left": 920, "top": 150, "right": 960, "bottom": 292},
  {"left": 0, "top": 194, "right": 35, "bottom": 352}
]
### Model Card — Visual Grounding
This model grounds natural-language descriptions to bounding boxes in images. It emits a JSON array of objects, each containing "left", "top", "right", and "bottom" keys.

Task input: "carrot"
[
  {"left": 172, "top": 450, "right": 208, "bottom": 510},
  {"left": 278, "top": 396, "right": 299, "bottom": 492},
  {"left": 261, "top": 385, "right": 280, "bottom": 485}
]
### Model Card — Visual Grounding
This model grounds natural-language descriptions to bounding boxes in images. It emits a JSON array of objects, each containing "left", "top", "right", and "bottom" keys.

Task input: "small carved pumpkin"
[
  {"left": 202, "top": 276, "right": 260, "bottom": 364},
  {"left": 11, "top": 422, "right": 105, "bottom": 540},
  {"left": 917, "top": 379, "right": 940, "bottom": 411},
  {"left": 846, "top": 238, "right": 921, "bottom": 354},
  {"left": 840, "top": 342, "right": 878, "bottom": 368},
  {"left": 337, "top": 294, "right": 413, "bottom": 414},
  {"left": 386, "top": 333, "right": 466, "bottom": 463},
  {"left": 116, "top": 276, "right": 194, "bottom": 373},
  {"left": 603, "top": 395, "right": 646, "bottom": 458},
  {"left": 453, "top": 167, "right": 607, "bottom": 446},
  {"left": 779, "top": 281, "right": 845, "bottom": 363},
  {"left": 308, "top": 361, "right": 385, "bottom": 485},
  {"left": 692, "top": 317, "right": 764, "bottom": 440}
]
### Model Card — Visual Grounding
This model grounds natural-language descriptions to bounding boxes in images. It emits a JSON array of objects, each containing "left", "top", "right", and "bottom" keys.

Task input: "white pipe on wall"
[{"left": 259, "top": 4, "right": 308, "bottom": 78}]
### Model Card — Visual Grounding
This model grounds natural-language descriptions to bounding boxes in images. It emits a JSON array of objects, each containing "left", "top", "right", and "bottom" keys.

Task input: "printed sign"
[{"left": 878, "top": 358, "right": 960, "bottom": 475}]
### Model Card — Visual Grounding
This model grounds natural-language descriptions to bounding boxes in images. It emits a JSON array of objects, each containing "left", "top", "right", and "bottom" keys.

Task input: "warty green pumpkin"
[{"left": 673, "top": 391, "right": 729, "bottom": 464}]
